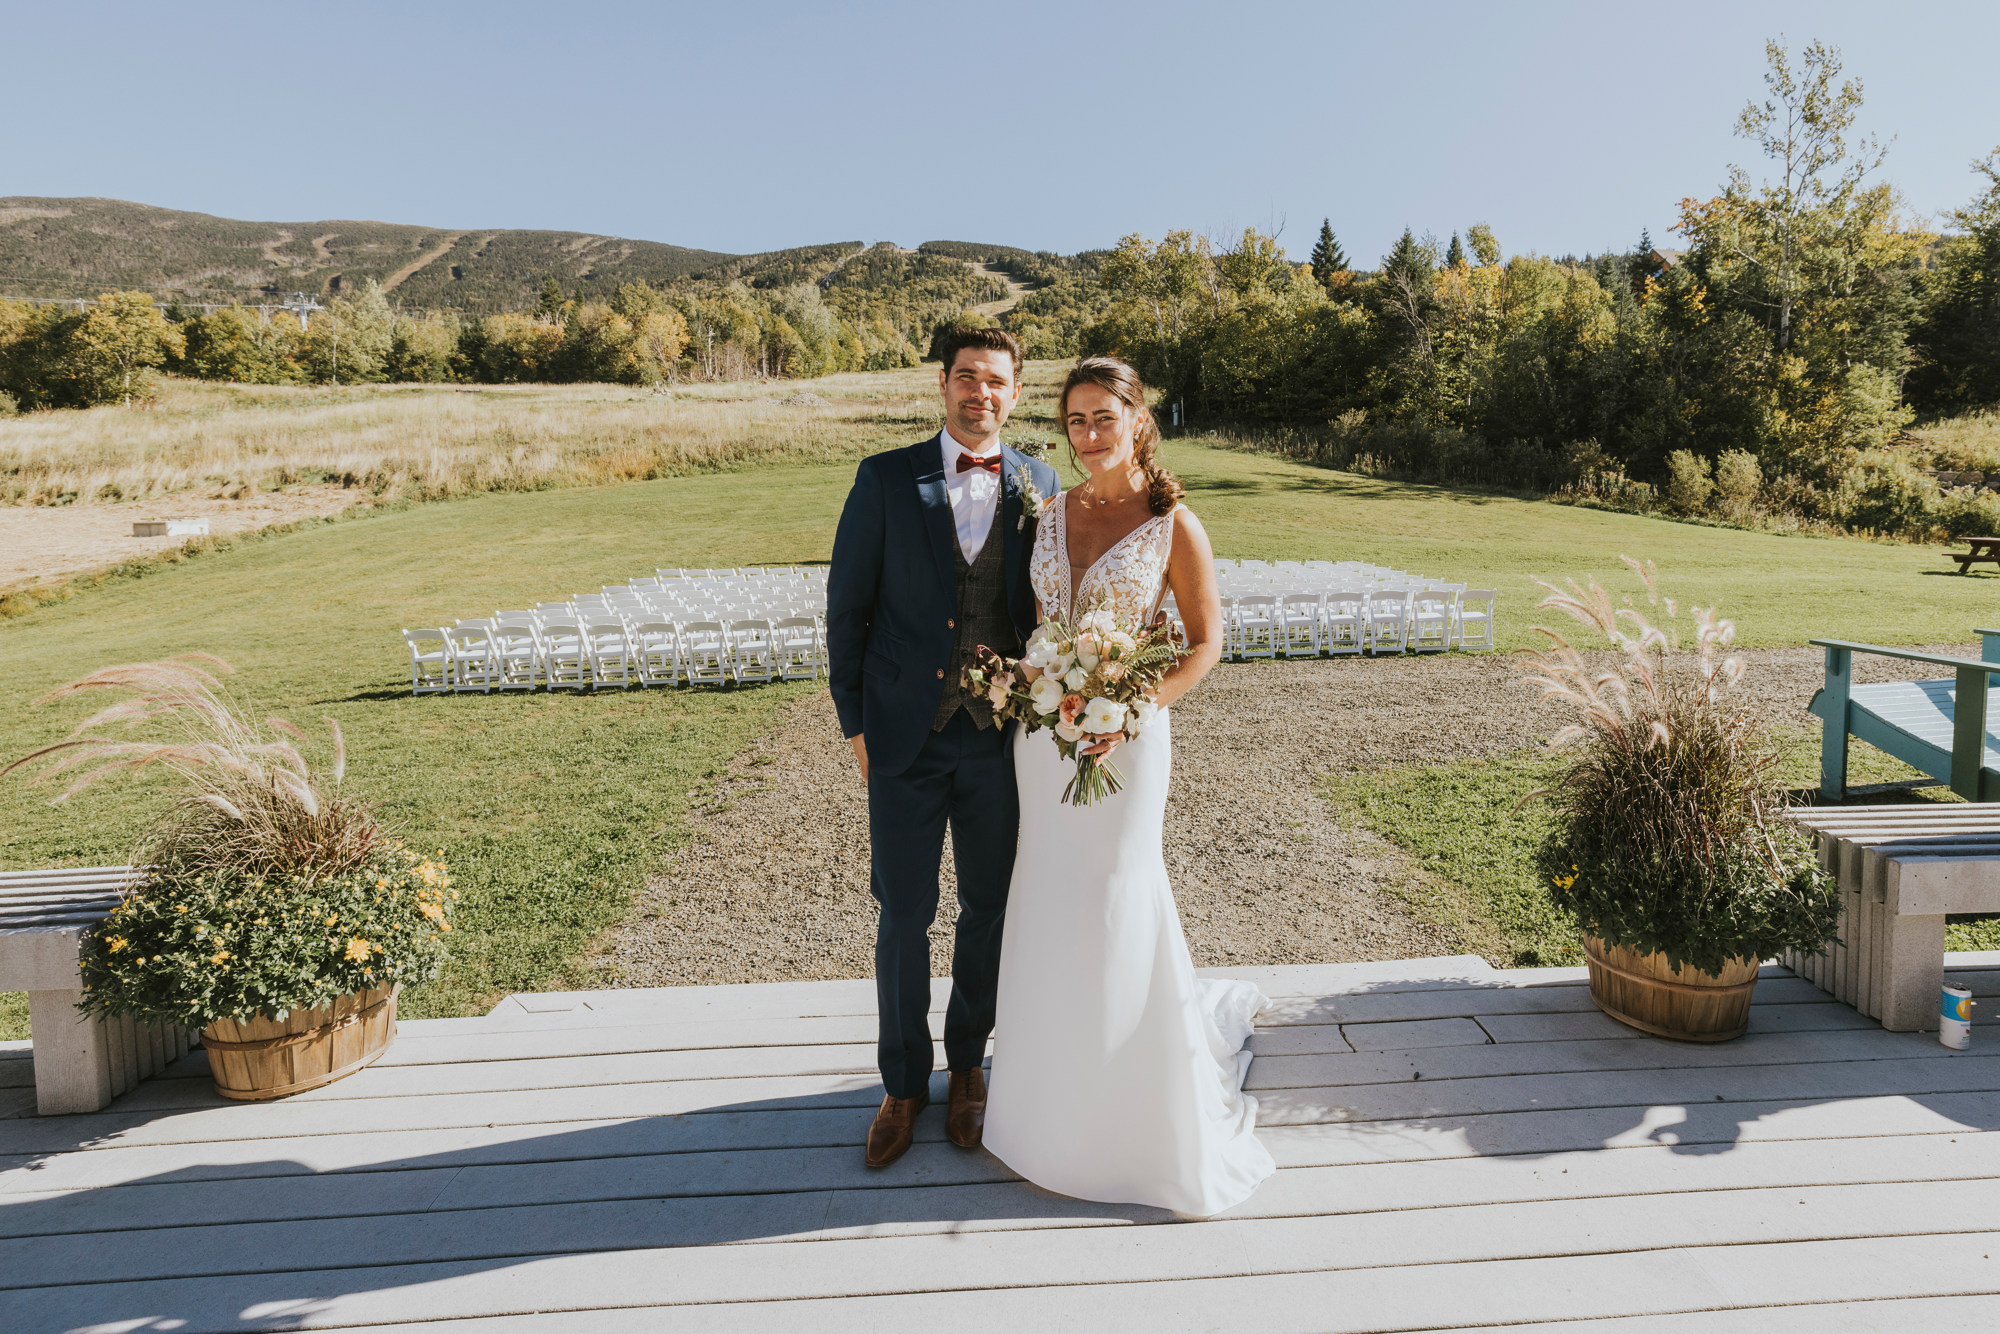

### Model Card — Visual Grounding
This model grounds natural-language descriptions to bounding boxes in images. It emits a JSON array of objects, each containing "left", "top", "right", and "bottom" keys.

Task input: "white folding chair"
[
  {"left": 1410, "top": 588, "right": 1457, "bottom": 653},
  {"left": 445, "top": 624, "right": 499, "bottom": 693},
  {"left": 1365, "top": 590, "right": 1411, "bottom": 655},
  {"left": 1279, "top": 593, "right": 1323, "bottom": 658},
  {"left": 490, "top": 617, "right": 544, "bottom": 690},
  {"left": 583, "top": 620, "right": 634, "bottom": 689},
  {"left": 1322, "top": 591, "right": 1365, "bottom": 656},
  {"left": 627, "top": 619, "right": 682, "bottom": 686},
  {"left": 730, "top": 618, "right": 776, "bottom": 684},
  {"left": 680, "top": 620, "right": 730, "bottom": 686},
  {"left": 539, "top": 617, "right": 590, "bottom": 690},
  {"left": 1455, "top": 590, "right": 1498, "bottom": 651},
  {"left": 1234, "top": 595, "right": 1278, "bottom": 659},
  {"left": 773, "top": 616, "right": 823, "bottom": 681},
  {"left": 402, "top": 628, "right": 451, "bottom": 694}
]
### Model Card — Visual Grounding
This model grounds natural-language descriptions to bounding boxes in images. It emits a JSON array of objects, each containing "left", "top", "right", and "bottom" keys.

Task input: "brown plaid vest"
[{"left": 932, "top": 526, "right": 1019, "bottom": 731}]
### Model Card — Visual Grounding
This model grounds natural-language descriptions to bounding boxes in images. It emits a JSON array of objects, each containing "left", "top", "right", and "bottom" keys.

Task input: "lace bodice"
[{"left": 1030, "top": 493, "right": 1178, "bottom": 627}]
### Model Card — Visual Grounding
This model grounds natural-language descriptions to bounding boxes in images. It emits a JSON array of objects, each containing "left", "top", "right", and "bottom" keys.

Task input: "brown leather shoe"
[
  {"left": 945, "top": 1068, "right": 987, "bottom": 1149},
  {"left": 864, "top": 1091, "right": 928, "bottom": 1168}
]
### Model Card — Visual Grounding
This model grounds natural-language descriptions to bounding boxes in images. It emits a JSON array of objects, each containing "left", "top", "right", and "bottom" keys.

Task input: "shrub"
[
  {"left": 1663, "top": 449, "right": 1715, "bottom": 514},
  {"left": 1712, "top": 449, "right": 1762, "bottom": 520},
  {"left": 1521, "top": 560, "right": 1838, "bottom": 975},
  {"left": 3, "top": 655, "right": 454, "bottom": 1027}
]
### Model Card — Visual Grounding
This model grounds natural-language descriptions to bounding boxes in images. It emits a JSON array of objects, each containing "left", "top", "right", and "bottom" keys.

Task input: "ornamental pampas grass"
[
  {"left": 2, "top": 655, "right": 381, "bottom": 882},
  {"left": 5, "top": 656, "right": 447, "bottom": 1030},
  {"left": 1521, "top": 558, "right": 1836, "bottom": 976}
]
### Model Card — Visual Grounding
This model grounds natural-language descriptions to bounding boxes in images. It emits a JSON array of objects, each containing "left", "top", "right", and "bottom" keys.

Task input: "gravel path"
[{"left": 590, "top": 645, "right": 1962, "bottom": 988}]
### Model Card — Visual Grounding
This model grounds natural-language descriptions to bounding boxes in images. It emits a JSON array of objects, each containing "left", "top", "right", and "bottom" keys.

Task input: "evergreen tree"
[
  {"left": 1309, "top": 219, "right": 1348, "bottom": 289},
  {"left": 1383, "top": 228, "right": 1432, "bottom": 287},
  {"left": 1630, "top": 227, "right": 1664, "bottom": 298},
  {"left": 1445, "top": 232, "right": 1466, "bottom": 269},
  {"left": 536, "top": 277, "right": 568, "bottom": 322}
]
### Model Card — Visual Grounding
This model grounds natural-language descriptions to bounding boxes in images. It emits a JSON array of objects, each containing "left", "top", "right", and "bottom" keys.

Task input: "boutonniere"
[{"left": 1013, "top": 465, "right": 1048, "bottom": 531}]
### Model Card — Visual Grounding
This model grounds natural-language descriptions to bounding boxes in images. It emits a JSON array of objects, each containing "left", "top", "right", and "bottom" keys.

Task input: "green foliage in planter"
[
  {"left": 1536, "top": 827, "right": 1835, "bottom": 976},
  {"left": 79, "top": 843, "right": 454, "bottom": 1028},
  {"left": 1525, "top": 561, "right": 1840, "bottom": 977}
]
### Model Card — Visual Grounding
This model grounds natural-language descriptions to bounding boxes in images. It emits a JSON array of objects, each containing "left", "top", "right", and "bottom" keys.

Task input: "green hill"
[{"left": 0, "top": 197, "right": 855, "bottom": 313}]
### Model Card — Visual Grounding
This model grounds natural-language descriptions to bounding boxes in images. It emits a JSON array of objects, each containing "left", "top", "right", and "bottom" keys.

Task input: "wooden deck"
[{"left": 3, "top": 955, "right": 1999, "bottom": 1332}]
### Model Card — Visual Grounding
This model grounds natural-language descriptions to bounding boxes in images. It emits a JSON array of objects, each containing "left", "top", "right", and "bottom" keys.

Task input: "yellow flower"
[
  {"left": 420, "top": 900, "right": 446, "bottom": 925},
  {"left": 175, "top": 904, "right": 188, "bottom": 914},
  {"left": 108, "top": 935, "right": 128, "bottom": 953},
  {"left": 211, "top": 951, "right": 230, "bottom": 965},
  {"left": 344, "top": 937, "right": 374, "bottom": 963},
  {"left": 326, "top": 913, "right": 338, "bottom": 926}
]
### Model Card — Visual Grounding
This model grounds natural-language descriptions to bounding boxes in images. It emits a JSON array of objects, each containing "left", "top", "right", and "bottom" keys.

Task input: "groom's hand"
[{"left": 849, "top": 734, "right": 870, "bottom": 782}]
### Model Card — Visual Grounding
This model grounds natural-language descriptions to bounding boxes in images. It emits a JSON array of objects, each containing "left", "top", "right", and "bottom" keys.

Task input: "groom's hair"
[{"left": 937, "top": 326, "right": 1023, "bottom": 382}]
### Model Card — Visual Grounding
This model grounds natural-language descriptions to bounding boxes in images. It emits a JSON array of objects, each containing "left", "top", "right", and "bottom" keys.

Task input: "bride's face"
[{"left": 1064, "top": 384, "right": 1136, "bottom": 479}]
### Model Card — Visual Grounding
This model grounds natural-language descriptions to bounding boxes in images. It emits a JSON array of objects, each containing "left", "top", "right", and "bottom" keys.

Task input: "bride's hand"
[{"left": 1081, "top": 731, "right": 1124, "bottom": 758}]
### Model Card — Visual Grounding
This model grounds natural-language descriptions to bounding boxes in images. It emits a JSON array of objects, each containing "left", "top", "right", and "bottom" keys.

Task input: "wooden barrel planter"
[
  {"left": 200, "top": 984, "right": 398, "bottom": 1100},
  {"left": 1583, "top": 934, "right": 1759, "bottom": 1043}
]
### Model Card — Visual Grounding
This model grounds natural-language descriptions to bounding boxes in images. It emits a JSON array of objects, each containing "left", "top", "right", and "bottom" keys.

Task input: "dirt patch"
[
  {"left": 0, "top": 487, "right": 371, "bottom": 591},
  {"left": 592, "top": 644, "right": 1962, "bottom": 990}
]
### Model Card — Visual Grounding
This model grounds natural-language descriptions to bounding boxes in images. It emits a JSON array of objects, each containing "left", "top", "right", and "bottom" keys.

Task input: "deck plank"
[
  {"left": 8, "top": 1128, "right": 1998, "bottom": 1243},
  {"left": 7, "top": 1206, "right": 1997, "bottom": 1330}
]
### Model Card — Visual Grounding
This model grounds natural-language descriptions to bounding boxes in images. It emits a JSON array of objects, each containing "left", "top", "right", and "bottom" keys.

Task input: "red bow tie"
[{"left": 956, "top": 451, "right": 1002, "bottom": 475}]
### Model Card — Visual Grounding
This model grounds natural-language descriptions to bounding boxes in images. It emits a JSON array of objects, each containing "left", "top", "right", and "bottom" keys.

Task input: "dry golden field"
[{"left": 0, "top": 365, "right": 1070, "bottom": 511}]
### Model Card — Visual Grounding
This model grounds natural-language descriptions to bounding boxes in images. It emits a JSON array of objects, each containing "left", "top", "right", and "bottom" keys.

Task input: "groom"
[{"left": 826, "top": 327, "right": 1059, "bottom": 1168}]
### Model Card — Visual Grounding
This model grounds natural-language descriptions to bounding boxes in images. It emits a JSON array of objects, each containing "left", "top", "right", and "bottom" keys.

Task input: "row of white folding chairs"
[
  {"left": 1222, "top": 588, "right": 1496, "bottom": 659},
  {"left": 655, "top": 565, "right": 827, "bottom": 582},
  {"left": 401, "top": 614, "right": 825, "bottom": 694}
]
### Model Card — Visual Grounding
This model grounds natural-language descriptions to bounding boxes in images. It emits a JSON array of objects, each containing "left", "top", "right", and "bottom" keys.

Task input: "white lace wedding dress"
[{"left": 983, "top": 495, "right": 1276, "bottom": 1217}]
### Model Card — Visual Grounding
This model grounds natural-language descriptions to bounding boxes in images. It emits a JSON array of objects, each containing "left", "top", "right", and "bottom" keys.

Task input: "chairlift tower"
[{"left": 280, "top": 292, "right": 324, "bottom": 329}]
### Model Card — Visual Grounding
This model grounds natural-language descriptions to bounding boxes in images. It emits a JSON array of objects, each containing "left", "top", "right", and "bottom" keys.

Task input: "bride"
[{"left": 983, "top": 355, "right": 1275, "bottom": 1217}]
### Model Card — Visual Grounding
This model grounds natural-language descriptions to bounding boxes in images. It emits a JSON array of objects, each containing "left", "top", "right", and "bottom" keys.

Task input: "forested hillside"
[{"left": 0, "top": 198, "right": 736, "bottom": 311}]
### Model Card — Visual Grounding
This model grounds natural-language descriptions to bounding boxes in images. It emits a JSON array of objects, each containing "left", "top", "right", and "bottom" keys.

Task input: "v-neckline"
[{"left": 1057, "top": 493, "right": 1166, "bottom": 619}]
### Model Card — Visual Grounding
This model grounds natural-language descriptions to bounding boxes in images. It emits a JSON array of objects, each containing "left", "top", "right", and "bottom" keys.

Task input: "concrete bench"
[
  {"left": 1783, "top": 805, "right": 2000, "bottom": 1030},
  {"left": 0, "top": 867, "right": 196, "bottom": 1115}
]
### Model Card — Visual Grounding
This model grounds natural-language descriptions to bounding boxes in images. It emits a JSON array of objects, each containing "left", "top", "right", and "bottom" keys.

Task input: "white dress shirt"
[{"left": 940, "top": 427, "right": 1003, "bottom": 562}]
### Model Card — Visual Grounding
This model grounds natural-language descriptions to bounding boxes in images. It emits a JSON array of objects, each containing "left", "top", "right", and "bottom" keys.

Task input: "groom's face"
[{"left": 939, "top": 349, "right": 1020, "bottom": 443}]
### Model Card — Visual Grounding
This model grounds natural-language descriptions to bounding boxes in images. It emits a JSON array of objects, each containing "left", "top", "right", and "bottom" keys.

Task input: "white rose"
[
  {"left": 1074, "top": 632, "right": 1101, "bottom": 670},
  {"left": 1023, "top": 625, "right": 1064, "bottom": 670},
  {"left": 1062, "top": 665, "right": 1089, "bottom": 691},
  {"left": 1028, "top": 675, "right": 1066, "bottom": 714},
  {"left": 1129, "top": 699, "right": 1158, "bottom": 734},
  {"left": 1054, "top": 718, "right": 1083, "bottom": 743},
  {"left": 1049, "top": 651, "right": 1075, "bottom": 678},
  {"left": 1081, "top": 697, "right": 1127, "bottom": 734}
]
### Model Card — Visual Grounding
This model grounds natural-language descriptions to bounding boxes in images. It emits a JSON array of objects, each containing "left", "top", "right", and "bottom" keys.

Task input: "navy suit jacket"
[{"left": 827, "top": 436, "right": 1061, "bottom": 778}]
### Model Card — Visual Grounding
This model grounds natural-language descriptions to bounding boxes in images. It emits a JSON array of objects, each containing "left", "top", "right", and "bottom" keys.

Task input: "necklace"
[{"left": 1081, "top": 471, "right": 1142, "bottom": 507}]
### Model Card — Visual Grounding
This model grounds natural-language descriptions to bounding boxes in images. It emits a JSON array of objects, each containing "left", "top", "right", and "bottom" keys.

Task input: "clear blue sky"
[{"left": 6, "top": 1, "right": 1999, "bottom": 266}]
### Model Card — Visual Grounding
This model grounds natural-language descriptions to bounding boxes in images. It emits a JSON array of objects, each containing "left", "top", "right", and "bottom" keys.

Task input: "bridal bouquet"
[{"left": 962, "top": 603, "right": 1186, "bottom": 806}]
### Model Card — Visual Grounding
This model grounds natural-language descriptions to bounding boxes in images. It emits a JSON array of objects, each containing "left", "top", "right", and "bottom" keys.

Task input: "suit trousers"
[{"left": 868, "top": 707, "right": 1018, "bottom": 1099}]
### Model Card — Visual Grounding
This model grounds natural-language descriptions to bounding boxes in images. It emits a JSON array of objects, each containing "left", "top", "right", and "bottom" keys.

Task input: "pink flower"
[
  {"left": 985, "top": 671, "right": 1015, "bottom": 709},
  {"left": 1058, "top": 693, "right": 1086, "bottom": 727}
]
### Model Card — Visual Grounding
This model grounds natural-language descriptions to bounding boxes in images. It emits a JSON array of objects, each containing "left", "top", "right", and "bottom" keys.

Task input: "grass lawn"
[{"left": 4, "top": 377, "right": 1996, "bottom": 1042}]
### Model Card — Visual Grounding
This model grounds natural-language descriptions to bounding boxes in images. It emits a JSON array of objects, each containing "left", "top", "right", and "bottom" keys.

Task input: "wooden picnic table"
[{"left": 1949, "top": 536, "right": 2000, "bottom": 572}]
